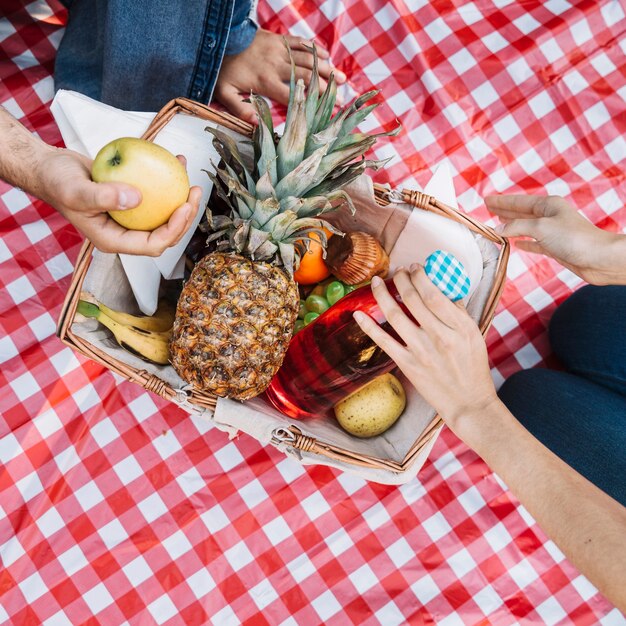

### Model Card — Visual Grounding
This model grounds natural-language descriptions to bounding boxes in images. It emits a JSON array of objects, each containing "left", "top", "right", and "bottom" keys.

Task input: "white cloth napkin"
[
  {"left": 50, "top": 90, "right": 219, "bottom": 314},
  {"left": 388, "top": 161, "right": 483, "bottom": 299}
]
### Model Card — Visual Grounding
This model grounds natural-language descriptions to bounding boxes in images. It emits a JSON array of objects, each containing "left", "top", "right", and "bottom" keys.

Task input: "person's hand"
[
  {"left": 37, "top": 147, "right": 201, "bottom": 256},
  {"left": 487, "top": 194, "right": 626, "bottom": 285},
  {"left": 353, "top": 268, "right": 499, "bottom": 430},
  {"left": 214, "top": 30, "right": 346, "bottom": 123}
]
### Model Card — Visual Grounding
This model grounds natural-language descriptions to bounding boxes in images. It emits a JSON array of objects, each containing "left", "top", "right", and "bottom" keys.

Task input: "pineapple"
[{"left": 170, "top": 44, "right": 398, "bottom": 400}]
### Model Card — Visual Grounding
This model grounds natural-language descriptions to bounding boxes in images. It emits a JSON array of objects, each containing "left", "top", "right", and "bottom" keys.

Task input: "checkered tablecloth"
[{"left": 1, "top": 1, "right": 625, "bottom": 624}]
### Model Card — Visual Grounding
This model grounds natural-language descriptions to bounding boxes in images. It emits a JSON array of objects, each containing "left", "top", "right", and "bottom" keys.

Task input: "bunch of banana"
[
  {"left": 77, "top": 299, "right": 173, "bottom": 365},
  {"left": 90, "top": 297, "right": 175, "bottom": 332}
]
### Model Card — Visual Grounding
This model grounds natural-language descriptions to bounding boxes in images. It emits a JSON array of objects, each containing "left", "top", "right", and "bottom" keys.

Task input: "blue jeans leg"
[
  {"left": 549, "top": 285, "right": 626, "bottom": 396},
  {"left": 498, "top": 369, "right": 626, "bottom": 506},
  {"left": 498, "top": 285, "right": 626, "bottom": 506}
]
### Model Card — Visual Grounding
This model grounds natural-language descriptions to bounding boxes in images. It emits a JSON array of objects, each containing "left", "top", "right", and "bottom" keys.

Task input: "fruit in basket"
[
  {"left": 303, "top": 311, "right": 320, "bottom": 326},
  {"left": 293, "top": 279, "right": 352, "bottom": 335},
  {"left": 170, "top": 43, "right": 398, "bottom": 400},
  {"left": 305, "top": 294, "right": 330, "bottom": 315},
  {"left": 77, "top": 300, "right": 171, "bottom": 365},
  {"left": 293, "top": 230, "right": 332, "bottom": 284},
  {"left": 325, "top": 281, "right": 345, "bottom": 305},
  {"left": 94, "top": 298, "right": 175, "bottom": 332},
  {"left": 334, "top": 373, "right": 406, "bottom": 437},
  {"left": 311, "top": 279, "right": 332, "bottom": 297},
  {"left": 92, "top": 137, "right": 189, "bottom": 231},
  {"left": 325, "top": 231, "right": 389, "bottom": 285}
]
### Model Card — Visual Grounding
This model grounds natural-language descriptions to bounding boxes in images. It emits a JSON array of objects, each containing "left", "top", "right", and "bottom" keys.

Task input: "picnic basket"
[{"left": 57, "top": 98, "right": 509, "bottom": 483}]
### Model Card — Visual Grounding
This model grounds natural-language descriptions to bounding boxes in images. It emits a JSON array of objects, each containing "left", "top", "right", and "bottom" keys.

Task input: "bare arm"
[
  {"left": 354, "top": 268, "right": 626, "bottom": 612},
  {"left": 454, "top": 399, "right": 626, "bottom": 610},
  {"left": 0, "top": 107, "right": 201, "bottom": 256}
]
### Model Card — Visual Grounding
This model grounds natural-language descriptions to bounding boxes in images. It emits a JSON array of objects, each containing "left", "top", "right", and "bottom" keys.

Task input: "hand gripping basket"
[{"left": 57, "top": 98, "right": 509, "bottom": 484}]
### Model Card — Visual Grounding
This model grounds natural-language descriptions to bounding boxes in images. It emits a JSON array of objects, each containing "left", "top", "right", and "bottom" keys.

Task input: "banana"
[
  {"left": 96, "top": 300, "right": 175, "bottom": 333},
  {"left": 77, "top": 300, "right": 171, "bottom": 365}
]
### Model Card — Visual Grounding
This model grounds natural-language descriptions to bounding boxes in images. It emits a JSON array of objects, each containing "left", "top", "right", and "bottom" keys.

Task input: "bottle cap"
[{"left": 424, "top": 250, "right": 471, "bottom": 302}]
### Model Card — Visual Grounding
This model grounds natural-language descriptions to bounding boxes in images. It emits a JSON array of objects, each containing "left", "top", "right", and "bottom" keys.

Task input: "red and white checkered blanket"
[{"left": 1, "top": 1, "right": 624, "bottom": 624}]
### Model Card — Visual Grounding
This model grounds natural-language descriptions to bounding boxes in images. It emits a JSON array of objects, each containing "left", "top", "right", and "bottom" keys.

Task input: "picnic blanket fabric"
[{"left": 1, "top": 0, "right": 625, "bottom": 624}]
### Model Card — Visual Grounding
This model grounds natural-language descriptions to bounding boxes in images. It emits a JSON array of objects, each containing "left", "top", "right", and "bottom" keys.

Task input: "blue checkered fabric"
[{"left": 424, "top": 250, "right": 471, "bottom": 302}]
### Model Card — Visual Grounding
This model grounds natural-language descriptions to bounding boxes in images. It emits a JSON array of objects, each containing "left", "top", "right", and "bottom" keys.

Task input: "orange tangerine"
[{"left": 294, "top": 230, "right": 332, "bottom": 285}]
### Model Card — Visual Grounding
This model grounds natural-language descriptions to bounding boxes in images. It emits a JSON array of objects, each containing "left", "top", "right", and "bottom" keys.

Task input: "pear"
[{"left": 334, "top": 373, "right": 406, "bottom": 438}]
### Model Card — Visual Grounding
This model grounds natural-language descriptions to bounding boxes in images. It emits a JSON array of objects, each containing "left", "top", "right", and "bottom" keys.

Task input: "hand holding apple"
[{"left": 35, "top": 144, "right": 201, "bottom": 256}]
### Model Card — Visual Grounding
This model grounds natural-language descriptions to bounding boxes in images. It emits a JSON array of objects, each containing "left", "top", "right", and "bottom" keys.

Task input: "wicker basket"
[{"left": 57, "top": 98, "right": 509, "bottom": 480}]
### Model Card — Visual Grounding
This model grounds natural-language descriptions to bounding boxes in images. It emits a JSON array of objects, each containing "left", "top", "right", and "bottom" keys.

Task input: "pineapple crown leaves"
[
  {"left": 277, "top": 74, "right": 307, "bottom": 179},
  {"left": 204, "top": 127, "right": 256, "bottom": 194},
  {"left": 203, "top": 41, "right": 401, "bottom": 272}
]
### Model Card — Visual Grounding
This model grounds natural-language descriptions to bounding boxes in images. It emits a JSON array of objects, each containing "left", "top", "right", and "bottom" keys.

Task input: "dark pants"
[{"left": 498, "top": 286, "right": 626, "bottom": 506}]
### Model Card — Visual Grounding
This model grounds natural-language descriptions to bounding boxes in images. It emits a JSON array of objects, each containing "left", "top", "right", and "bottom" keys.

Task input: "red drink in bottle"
[{"left": 265, "top": 280, "right": 407, "bottom": 419}]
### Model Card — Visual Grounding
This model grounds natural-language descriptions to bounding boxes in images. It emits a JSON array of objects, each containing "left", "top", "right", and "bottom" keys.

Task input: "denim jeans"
[
  {"left": 54, "top": 0, "right": 257, "bottom": 111},
  {"left": 498, "top": 285, "right": 626, "bottom": 506}
]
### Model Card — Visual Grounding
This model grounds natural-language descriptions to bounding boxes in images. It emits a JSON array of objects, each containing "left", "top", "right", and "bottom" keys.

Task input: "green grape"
[
  {"left": 294, "top": 320, "right": 305, "bottom": 334},
  {"left": 344, "top": 284, "right": 357, "bottom": 294},
  {"left": 305, "top": 294, "right": 330, "bottom": 314},
  {"left": 298, "top": 300, "right": 307, "bottom": 319},
  {"left": 303, "top": 311, "right": 320, "bottom": 325},
  {"left": 325, "top": 281, "right": 345, "bottom": 306}
]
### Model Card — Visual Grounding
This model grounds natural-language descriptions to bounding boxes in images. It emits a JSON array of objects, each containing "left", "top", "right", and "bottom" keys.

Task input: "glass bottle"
[{"left": 265, "top": 279, "right": 408, "bottom": 419}]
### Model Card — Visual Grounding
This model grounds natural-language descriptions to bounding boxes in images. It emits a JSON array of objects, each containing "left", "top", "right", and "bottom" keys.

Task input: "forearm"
[
  {"left": 449, "top": 400, "right": 626, "bottom": 612},
  {"left": 0, "top": 106, "right": 56, "bottom": 200}
]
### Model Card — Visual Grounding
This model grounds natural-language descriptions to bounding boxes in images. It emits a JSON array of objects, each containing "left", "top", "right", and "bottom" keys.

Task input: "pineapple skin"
[{"left": 170, "top": 253, "right": 300, "bottom": 400}]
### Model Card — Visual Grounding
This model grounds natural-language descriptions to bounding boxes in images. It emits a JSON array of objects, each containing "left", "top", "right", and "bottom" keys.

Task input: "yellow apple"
[{"left": 91, "top": 137, "right": 190, "bottom": 231}]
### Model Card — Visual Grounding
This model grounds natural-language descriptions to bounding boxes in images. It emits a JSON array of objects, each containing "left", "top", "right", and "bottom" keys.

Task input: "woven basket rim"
[{"left": 57, "top": 97, "right": 510, "bottom": 474}]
